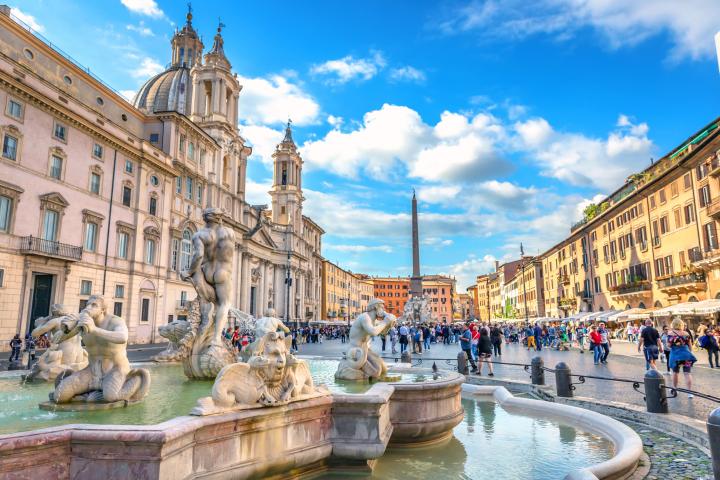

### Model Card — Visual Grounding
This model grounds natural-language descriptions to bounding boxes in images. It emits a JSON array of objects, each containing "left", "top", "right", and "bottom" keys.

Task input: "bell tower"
[
  {"left": 270, "top": 121, "right": 304, "bottom": 227},
  {"left": 171, "top": 5, "right": 203, "bottom": 67}
]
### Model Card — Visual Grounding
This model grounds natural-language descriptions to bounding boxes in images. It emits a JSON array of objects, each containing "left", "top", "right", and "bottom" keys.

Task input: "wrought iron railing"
[
  {"left": 657, "top": 271, "right": 706, "bottom": 289},
  {"left": 19, "top": 236, "right": 82, "bottom": 261}
]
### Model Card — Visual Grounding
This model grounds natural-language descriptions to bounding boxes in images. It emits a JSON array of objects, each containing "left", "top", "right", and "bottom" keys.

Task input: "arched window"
[
  {"left": 181, "top": 229, "right": 193, "bottom": 271},
  {"left": 638, "top": 302, "right": 646, "bottom": 309},
  {"left": 654, "top": 300, "right": 663, "bottom": 308},
  {"left": 688, "top": 296, "right": 698, "bottom": 302}
]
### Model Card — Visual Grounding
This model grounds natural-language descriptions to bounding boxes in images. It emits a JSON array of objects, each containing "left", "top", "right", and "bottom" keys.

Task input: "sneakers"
[{"left": 688, "top": 393, "right": 694, "bottom": 399}]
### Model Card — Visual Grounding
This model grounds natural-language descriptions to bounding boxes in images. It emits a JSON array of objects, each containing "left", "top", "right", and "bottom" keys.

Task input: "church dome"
[{"left": 132, "top": 66, "right": 192, "bottom": 115}]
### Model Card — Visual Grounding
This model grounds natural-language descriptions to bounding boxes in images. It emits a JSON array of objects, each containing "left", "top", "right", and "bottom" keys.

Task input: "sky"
[{"left": 11, "top": 0, "right": 720, "bottom": 289}]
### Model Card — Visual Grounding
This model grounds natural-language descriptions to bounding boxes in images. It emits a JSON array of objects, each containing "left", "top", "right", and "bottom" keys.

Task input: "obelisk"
[{"left": 410, "top": 190, "right": 422, "bottom": 298}]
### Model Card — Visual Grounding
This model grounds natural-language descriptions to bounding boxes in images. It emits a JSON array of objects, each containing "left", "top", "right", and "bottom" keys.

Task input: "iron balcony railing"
[
  {"left": 610, "top": 281, "right": 651, "bottom": 296},
  {"left": 657, "top": 271, "right": 706, "bottom": 289},
  {"left": 19, "top": 236, "right": 82, "bottom": 261}
]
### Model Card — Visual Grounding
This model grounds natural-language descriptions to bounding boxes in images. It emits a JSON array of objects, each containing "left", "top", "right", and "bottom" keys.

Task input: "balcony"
[
  {"left": 692, "top": 247, "right": 720, "bottom": 270},
  {"left": 609, "top": 281, "right": 651, "bottom": 298},
  {"left": 707, "top": 198, "right": 720, "bottom": 219},
  {"left": 19, "top": 236, "right": 82, "bottom": 261},
  {"left": 657, "top": 271, "right": 706, "bottom": 295},
  {"left": 581, "top": 290, "right": 593, "bottom": 300},
  {"left": 709, "top": 157, "right": 720, "bottom": 177},
  {"left": 176, "top": 300, "right": 188, "bottom": 310},
  {"left": 557, "top": 274, "right": 570, "bottom": 285},
  {"left": 558, "top": 297, "right": 577, "bottom": 309}
]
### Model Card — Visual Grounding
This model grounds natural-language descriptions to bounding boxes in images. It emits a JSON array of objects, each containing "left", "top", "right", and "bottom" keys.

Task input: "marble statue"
[
  {"left": 402, "top": 293, "right": 433, "bottom": 324},
  {"left": 335, "top": 298, "right": 397, "bottom": 381},
  {"left": 245, "top": 308, "right": 291, "bottom": 356},
  {"left": 191, "top": 331, "right": 325, "bottom": 415},
  {"left": 152, "top": 299, "right": 200, "bottom": 363},
  {"left": 24, "top": 304, "right": 88, "bottom": 382},
  {"left": 180, "top": 208, "right": 237, "bottom": 378},
  {"left": 47, "top": 295, "right": 150, "bottom": 407}
]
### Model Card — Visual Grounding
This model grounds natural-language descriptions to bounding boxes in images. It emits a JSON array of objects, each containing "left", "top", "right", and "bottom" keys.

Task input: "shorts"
[
  {"left": 643, "top": 345, "right": 659, "bottom": 362},
  {"left": 672, "top": 361, "right": 693, "bottom": 373},
  {"left": 478, "top": 352, "right": 492, "bottom": 359}
]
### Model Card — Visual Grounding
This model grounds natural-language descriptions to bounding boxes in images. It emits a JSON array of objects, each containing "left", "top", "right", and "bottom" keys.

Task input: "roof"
[{"left": 133, "top": 66, "right": 192, "bottom": 115}]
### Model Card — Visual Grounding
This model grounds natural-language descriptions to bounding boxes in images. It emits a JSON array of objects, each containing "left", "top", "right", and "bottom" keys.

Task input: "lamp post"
[{"left": 521, "top": 243, "right": 529, "bottom": 325}]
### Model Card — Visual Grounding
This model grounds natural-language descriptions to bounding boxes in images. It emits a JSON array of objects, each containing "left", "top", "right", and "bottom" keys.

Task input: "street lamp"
[{"left": 521, "top": 243, "right": 529, "bottom": 325}]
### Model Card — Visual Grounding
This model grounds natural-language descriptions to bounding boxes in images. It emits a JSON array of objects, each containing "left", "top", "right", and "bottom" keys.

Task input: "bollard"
[
  {"left": 708, "top": 407, "right": 720, "bottom": 480},
  {"left": 457, "top": 351, "right": 468, "bottom": 375},
  {"left": 644, "top": 369, "right": 668, "bottom": 414},
  {"left": 555, "top": 362, "right": 573, "bottom": 397},
  {"left": 401, "top": 351, "right": 412, "bottom": 364},
  {"left": 531, "top": 356, "right": 545, "bottom": 385}
]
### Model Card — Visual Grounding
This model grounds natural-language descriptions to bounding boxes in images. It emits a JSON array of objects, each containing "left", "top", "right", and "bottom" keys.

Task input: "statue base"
[{"left": 39, "top": 399, "right": 142, "bottom": 412}]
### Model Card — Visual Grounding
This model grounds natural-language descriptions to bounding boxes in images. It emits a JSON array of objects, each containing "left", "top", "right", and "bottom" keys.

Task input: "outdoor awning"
[
  {"left": 653, "top": 300, "right": 720, "bottom": 317},
  {"left": 610, "top": 308, "right": 652, "bottom": 322},
  {"left": 585, "top": 310, "right": 619, "bottom": 322},
  {"left": 686, "top": 299, "right": 720, "bottom": 315},
  {"left": 563, "top": 312, "right": 593, "bottom": 322}
]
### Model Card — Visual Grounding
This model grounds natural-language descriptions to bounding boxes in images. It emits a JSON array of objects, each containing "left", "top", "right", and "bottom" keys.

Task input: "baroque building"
[{"left": 0, "top": 8, "right": 323, "bottom": 347}]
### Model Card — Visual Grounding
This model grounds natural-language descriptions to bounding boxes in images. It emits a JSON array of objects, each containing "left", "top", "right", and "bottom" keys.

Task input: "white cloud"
[
  {"left": 301, "top": 104, "right": 511, "bottom": 182},
  {"left": 441, "top": 254, "right": 498, "bottom": 290},
  {"left": 417, "top": 185, "right": 462, "bottom": 204},
  {"left": 390, "top": 66, "right": 426, "bottom": 83},
  {"left": 514, "top": 114, "right": 654, "bottom": 190},
  {"left": 311, "top": 52, "right": 386, "bottom": 85},
  {"left": 244, "top": 178, "right": 272, "bottom": 206},
  {"left": 10, "top": 7, "right": 44, "bottom": 32},
  {"left": 438, "top": 0, "right": 720, "bottom": 61},
  {"left": 327, "top": 115, "right": 344, "bottom": 128},
  {"left": 119, "top": 89, "right": 136, "bottom": 102},
  {"left": 126, "top": 22, "right": 154, "bottom": 37},
  {"left": 238, "top": 124, "right": 284, "bottom": 166},
  {"left": 121, "top": 0, "right": 164, "bottom": 18},
  {"left": 237, "top": 74, "right": 320, "bottom": 126},
  {"left": 325, "top": 244, "right": 394, "bottom": 253},
  {"left": 130, "top": 57, "right": 163, "bottom": 79}
]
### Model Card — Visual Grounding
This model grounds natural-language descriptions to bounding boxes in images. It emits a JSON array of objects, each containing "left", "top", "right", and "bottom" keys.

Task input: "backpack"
[{"left": 699, "top": 335, "right": 710, "bottom": 349}]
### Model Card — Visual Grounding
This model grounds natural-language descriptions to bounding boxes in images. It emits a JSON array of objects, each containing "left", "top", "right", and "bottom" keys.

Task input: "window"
[
  {"left": 683, "top": 173, "right": 692, "bottom": 190},
  {"left": 42, "top": 210, "right": 59, "bottom": 241},
  {"left": 117, "top": 231, "right": 129, "bottom": 259},
  {"left": 181, "top": 229, "right": 192, "bottom": 271},
  {"left": 670, "top": 181, "right": 678, "bottom": 198},
  {"left": 673, "top": 208, "right": 682, "bottom": 229},
  {"left": 179, "top": 134, "right": 186, "bottom": 153},
  {"left": 6, "top": 99, "right": 22, "bottom": 120},
  {"left": 2, "top": 134, "right": 17, "bottom": 160},
  {"left": 659, "top": 215, "right": 669, "bottom": 235},
  {"left": 635, "top": 226, "right": 647, "bottom": 246},
  {"left": 90, "top": 172, "right": 101, "bottom": 194},
  {"left": 171, "top": 237, "right": 179, "bottom": 271},
  {"left": 125, "top": 159, "right": 134, "bottom": 173},
  {"left": 80, "top": 280, "right": 92, "bottom": 295},
  {"left": 649, "top": 195, "right": 656, "bottom": 209},
  {"left": 141, "top": 298, "right": 150, "bottom": 322},
  {"left": 175, "top": 176, "right": 182, "bottom": 194},
  {"left": 185, "top": 177, "right": 193, "bottom": 200},
  {"left": 197, "top": 183, "right": 204, "bottom": 205},
  {"left": 84, "top": 222, "right": 98, "bottom": 252},
  {"left": 149, "top": 196, "right": 157, "bottom": 216},
  {"left": 703, "top": 222, "right": 718, "bottom": 251},
  {"left": 658, "top": 189, "right": 666, "bottom": 204},
  {"left": 115, "top": 284, "right": 125, "bottom": 298},
  {"left": 92, "top": 143, "right": 103, "bottom": 159},
  {"left": 0, "top": 195, "right": 11, "bottom": 232},
  {"left": 145, "top": 238, "right": 156, "bottom": 264},
  {"left": 593, "top": 276, "right": 601, "bottom": 293},
  {"left": 53, "top": 122, "right": 67, "bottom": 142},
  {"left": 684, "top": 204, "right": 695, "bottom": 225},
  {"left": 699, "top": 184, "right": 712, "bottom": 207},
  {"left": 696, "top": 163, "right": 709, "bottom": 181},
  {"left": 113, "top": 302, "right": 123, "bottom": 317},
  {"left": 150, "top": 175, "right": 159, "bottom": 187},
  {"left": 122, "top": 186, "right": 132, "bottom": 207},
  {"left": 0, "top": 268, "right": 4, "bottom": 287},
  {"left": 188, "top": 142, "right": 194, "bottom": 160},
  {"left": 50, "top": 155, "right": 62, "bottom": 180},
  {"left": 149, "top": 133, "right": 159, "bottom": 144}
]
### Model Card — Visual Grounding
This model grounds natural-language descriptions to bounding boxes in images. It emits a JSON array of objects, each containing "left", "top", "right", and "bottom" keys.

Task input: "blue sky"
[{"left": 11, "top": 0, "right": 720, "bottom": 288}]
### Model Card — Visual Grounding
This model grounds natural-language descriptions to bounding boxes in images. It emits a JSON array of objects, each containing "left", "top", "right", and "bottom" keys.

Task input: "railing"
[
  {"left": 657, "top": 271, "right": 706, "bottom": 289},
  {"left": 708, "top": 198, "right": 720, "bottom": 218},
  {"left": 19, "top": 236, "right": 82, "bottom": 261},
  {"left": 557, "top": 274, "right": 570, "bottom": 284},
  {"left": 610, "top": 281, "right": 651, "bottom": 296},
  {"left": 176, "top": 300, "right": 188, "bottom": 310}
]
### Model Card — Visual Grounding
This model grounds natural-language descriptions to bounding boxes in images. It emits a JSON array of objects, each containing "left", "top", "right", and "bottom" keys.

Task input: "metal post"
[
  {"left": 531, "top": 356, "right": 545, "bottom": 385},
  {"left": 457, "top": 351, "right": 468, "bottom": 375},
  {"left": 708, "top": 407, "right": 720, "bottom": 480},
  {"left": 643, "top": 369, "right": 668, "bottom": 414},
  {"left": 555, "top": 362, "right": 573, "bottom": 397}
]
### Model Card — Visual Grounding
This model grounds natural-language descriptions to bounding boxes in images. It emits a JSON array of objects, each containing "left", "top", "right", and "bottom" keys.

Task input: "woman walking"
[
  {"left": 699, "top": 327, "right": 719, "bottom": 368},
  {"left": 667, "top": 317, "right": 697, "bottom": 398},
  {"left": 476, "top": 328, "right": 494, "bottom": 376}
]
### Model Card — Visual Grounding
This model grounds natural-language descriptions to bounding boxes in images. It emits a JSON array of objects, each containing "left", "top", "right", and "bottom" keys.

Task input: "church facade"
[{"left": 0, "top": 8, "right": 323, "bottom": 347}]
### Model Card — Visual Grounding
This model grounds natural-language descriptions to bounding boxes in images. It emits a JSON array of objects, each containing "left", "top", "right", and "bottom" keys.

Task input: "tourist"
[
  {"left": 399, "top": 323, "right": 409, "bottom": 353},
  {"left": 9, "top": 333, "right": 21, "bottom": 362},
  {"left": 459, "top": 324, "right": 477, "bottom": 373},
  {"left": 380, "top": 333, "right": 387, "bottom": 352},
  {"left": 389, "top": 325, "right": 398, "bottom": 354},
  {"left": 24, "top": 335, "right": 36, "bottom": 362},
  {"left": 231, "top": 326, "right": 240, "bottom": 350},
  {"left": 576, "top": 323, "right": 586, "bottom": 352},
  {"left": 476, "top": 328, "right": 494, "bottom": 376},
  {"left": 240, "top": 333, "right": 250, "bottom": 352},
  {"left": 423, "top": 324, "right": 432, "bottom": 351},
  {"left": 490, "top": 325, "right": 502, "bottom": 356},
  {"left": 699, "top": 327, "right": 719, "bottom": 368},
  {"left": 525, "top": 324, "right": 536, "bottom": 351},
  {"left": 598, "top": 323, "right": 611, "bottom": 363},
  {"left": 667, "top": 317, "right": 697, "bottom": 398},
  {"left": 414, "top": 326, "right": 423, "bottom": 354},
  {"left": 533, "top": 323, "right": 543, "bottom": 351},
  {"left": 470, "top": 324, "right": 480, "bottom": 361},
  {"left": 589, "top": 325, "right": 602, "bottom": 365},
  {"left": 660, "top": 325, "right": 671, "bottom": 373},
  {"left": 291, "top": 328, "right": 299, "bottom": 352},
  {"left": 637, "top": 319, "right": 662, "bottom": 371}
]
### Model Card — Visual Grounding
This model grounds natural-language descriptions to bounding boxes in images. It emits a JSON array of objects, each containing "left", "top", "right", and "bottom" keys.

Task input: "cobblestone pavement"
[
  {"left": 296, "top": 337, "right": 720, "bottom": 422},
  {"left": 628, "top": 421, "right": 713, "bottom": 479}
]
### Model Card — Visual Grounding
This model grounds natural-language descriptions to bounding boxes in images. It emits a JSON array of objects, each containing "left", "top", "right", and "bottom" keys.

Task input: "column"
[
  {"left": 240, "top": 254, "right": 250, "bottom": 312},
  {"left": 211, "top": 79, "right": 219, "bottom": 114},
  {"left": 191, "top": 78, "right": 200, "bottom": 117},
  {"left": 219, "top": 79, "right": 227, "bottom": 116},
  {"left": 257, "top": 260, "right": 267, "bottom": 315},
  {"left": 234, "top": 246, "right": 244, "bottom": 308}
]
